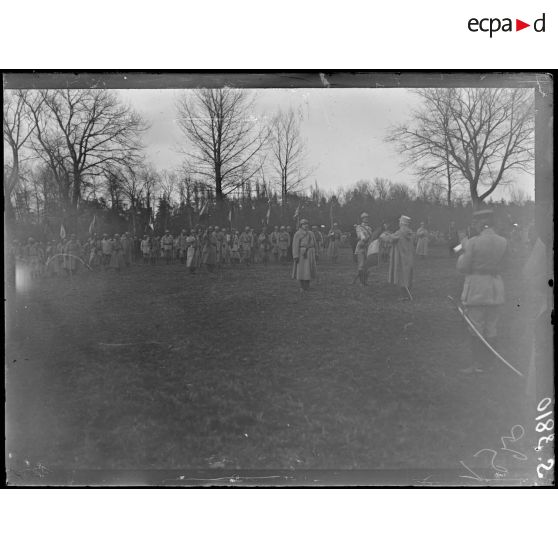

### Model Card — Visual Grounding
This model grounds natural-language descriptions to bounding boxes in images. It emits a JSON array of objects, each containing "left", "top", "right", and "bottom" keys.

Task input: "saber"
[{"left": 447, "top": 296, "right": 524, "bottom": 378}]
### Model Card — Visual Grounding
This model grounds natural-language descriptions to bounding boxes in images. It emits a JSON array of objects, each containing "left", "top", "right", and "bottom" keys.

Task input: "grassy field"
[{"left": 6, "top": 245, "right": 537, "bottom": 482}]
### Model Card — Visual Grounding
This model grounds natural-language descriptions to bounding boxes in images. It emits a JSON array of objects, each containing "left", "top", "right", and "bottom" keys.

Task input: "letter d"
[{"left": 534, "top": 13, "right": 545, "bottom": 32}]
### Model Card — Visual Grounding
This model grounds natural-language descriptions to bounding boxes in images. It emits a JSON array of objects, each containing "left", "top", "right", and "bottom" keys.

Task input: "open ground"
[{"left": 6, "top": 245, "right": 536, "bottom": 481}]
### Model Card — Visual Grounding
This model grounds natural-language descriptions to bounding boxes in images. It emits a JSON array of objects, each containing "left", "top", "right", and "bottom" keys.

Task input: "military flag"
[{"left": 88, "top": 215, "right": 96, "bottom": 236}]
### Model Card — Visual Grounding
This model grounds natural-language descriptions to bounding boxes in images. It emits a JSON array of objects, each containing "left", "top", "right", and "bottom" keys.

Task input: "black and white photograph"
[{"left": 4, "top": 71, "right": 554, "bottom": 486}]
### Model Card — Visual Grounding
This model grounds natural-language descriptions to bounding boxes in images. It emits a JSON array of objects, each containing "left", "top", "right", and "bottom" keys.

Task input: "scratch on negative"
[
  {"left": 319, "top": 73, "right": 331, "bottom": 88},
  {"left": 163, "top": 475, "right": 291, "bottom": 483}
]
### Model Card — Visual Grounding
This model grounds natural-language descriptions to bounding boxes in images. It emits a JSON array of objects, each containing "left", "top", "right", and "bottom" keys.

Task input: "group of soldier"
[
  {"left": 6, "top": 223, "right": 348, "bottom": 282},
  {"left": 7, "top": 206, "right": 526, "bottom": 378},
  {"left": 7, "top": 232, "right": 137, "bottom": 280}
]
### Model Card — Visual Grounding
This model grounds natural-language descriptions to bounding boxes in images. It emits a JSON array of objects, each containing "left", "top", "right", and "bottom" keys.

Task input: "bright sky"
[{"left": 118, "top": 88, "right": 534, "bottom": 199}]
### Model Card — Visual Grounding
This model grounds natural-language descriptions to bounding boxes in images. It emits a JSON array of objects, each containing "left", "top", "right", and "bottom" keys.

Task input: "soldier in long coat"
[
  {"left": 121, "top": 233, "right": 132, "bottom": 267},
  {"left": 185, "top": 229, "right": 198, "bottom": 273},
  {"left": 312, "top": 226, "right": 324, "bottom": 262},
  {"left": 239, "top": 227, "right": 253, "bottom": 266},
  {"left": 177, "top": 230, "right": 188, "bottom": 264},
  {"left": 258, "top": 229, "right": 271, "bottom": 266},
  {"left": 277, "top": 226, "right": 290, "bottom": 263},
  {"left": 355, "top": 212, "right": 373, "bottom": 285},
  {"left": 202, "top": 226, "right": 218, "bottom": 272},
  {"left": 379, "top": 223, "right": 391, "bottom": 263},
  {"left": 327, "top": 223, "right": 342, "bottom": 263},
  {"left": 141, "top": 236, "right": 151, "bottom": 264},
  {"left": 386, "top": 215, "right": 415, "bottom": 297},
  {"left": 457, "top": 208, "right": 508, "bottom": 373},
  {"left": 292, "top": 219, "right": 317, "bottom": 292},
  {"left": 109, "top": 234, "right": 125, "bottom": 271},
  {"left": 270, "top": 226, "right": 280, "bottom": 263},
  {"left": 161, "top": 231, "right": 174, "bottom": 264},
  {"left": 101, "top": 234, "right": 112, "bottom": 268},
  {"left": 415, "top": 222, "right": 429, "bottom": 258},
  {"left": 64, "top": 234, "right": 82, "bottom": 275}
]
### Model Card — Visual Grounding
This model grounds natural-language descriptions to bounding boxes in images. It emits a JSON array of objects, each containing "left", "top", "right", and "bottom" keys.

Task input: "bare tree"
[
  {"left": 371, "top": 177, "right": 390, "bottom": 201},
  {"left": 159, "top": 169, "right": 178, "bottom": 203},
  {"left": 269, "top": 108, "right": 312, "bottom": 205},
  {"left": 386, "top": 88, "right": 534, "bottom": 209},
  {"left": 176, "top": 88, "right": 269, "bottom": 202},
  {"left": 24, "top": 89, "right": 147, "bottom": 212},
  {"left": 3, "top": 90, "right": 37, "bottom": 220}
]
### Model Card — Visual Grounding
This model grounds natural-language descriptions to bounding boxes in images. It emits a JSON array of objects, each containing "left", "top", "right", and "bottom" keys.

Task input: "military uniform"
[
  {"left": 457, "top": 210, "right": 508, "bottom": 372},
  {"left": 278, "top": 227, "right": 290, "bottom": 263},
  {"left": 355, "top": 213, "right": 373, "bottom": 285},
  {"left": 327, "top": 224, "right": 342, "bottom": 262},
  {"left": 239, "top": 228, "right": 253, "bottom": 265},
  {"left": 292, "top": 219, "right": 317, "bottom": 291},
  {"left": 202, "top": 228, "right": 218, "bottom": 272},
  {"left": 161, "top": 232, "right": 174, "bottom": 264},
  {"left": 386, "top": 216, "right": 414, "bottom": 291},
  {"left": 270, "top": 227, "right": 280, "bottom": 262}
]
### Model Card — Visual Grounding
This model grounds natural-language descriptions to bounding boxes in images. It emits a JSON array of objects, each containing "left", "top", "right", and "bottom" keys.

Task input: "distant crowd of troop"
[{"left": 7, "top": 216, "right": 529, "bottom": 288}]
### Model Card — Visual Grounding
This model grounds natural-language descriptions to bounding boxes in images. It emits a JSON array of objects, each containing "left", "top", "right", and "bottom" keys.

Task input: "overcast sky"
[{"left": 118, "top": 88, "right": 534, "bottom": 199}]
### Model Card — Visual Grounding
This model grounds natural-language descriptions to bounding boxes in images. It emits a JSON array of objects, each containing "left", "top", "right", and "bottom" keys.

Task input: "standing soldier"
[
  {"left": 214, "top": 226, "right": 225, "bottom": 268},
  {"left": 150, "top": 236, "right": 159, "bottom": 265},
  {"left": 101, "top": 234, "right": 112, "bottom": 269},
  {"left": 355, "top": 212, "right": 373, "bottom": 286},
  {"left": 286, "top": 225, "right": 294, "bottom": 262},
  {"left": 161, "top": 230, "right": 174, "bottom": 264},
  {"left": 230, "top": 229, "right": 241, "bottom": 265},
  {"left": 457, "top": 209, "right": 508, "bottom": 373},
  {"left": 415, "top": 222, "right": 429, "bottom": 258},
  {"left": 239, "top": 226, "right": 253, "bottom": 266},
  {"left": 45, "top": 241, "right": 55, "bottom": 277},
  {"left": 312, "top": 226, "right": 324, "bottom": 262},
  {"left": 385, "top": 215, "right": 415, "bottom": 299},
  {"left": 121, "top": 233, "right": 132, "bottom": 267},
  {"left": 379, "top": 223, "right": 391, "bottom": 263},
  {"left": 202, "top": 226, "right": 218, "bottom": 273},
  {"left": 177, "top": 229, "right": 188, "bottom": 264},
  {"left": 270, "top": 225, "right": 280, "bottom": 263},
  {"left": 64, "top": 234, "right": 82, "bottom": 276},
  {"left": 292, "top": 219, "right": 317, "bottom": 292},
  {"left": 278, "top": 226, "right": 290, "bottom": 264},
  {"left": 54, "top": 238, "right": 64, "bottom": 275},
  {"left": 87, "top": 234, "right": 98, "bottom": 268},
  {"left": 327, "top": 222, "right": 342, "bottom": 263},
  {"left": 249, "top": 228, "right": 257, "bottom": 264},
  {"left": 258, "top": 228, "right": 271, "bottom": 266},
  {"left": 141, "top": 235, "right": 151, "bottom": 264},
  {"left": 185, "top": 229, "right": 198, "bottom": 273},
  {"left": 109, "top": 234, "right": 125, "bottom": 271}
]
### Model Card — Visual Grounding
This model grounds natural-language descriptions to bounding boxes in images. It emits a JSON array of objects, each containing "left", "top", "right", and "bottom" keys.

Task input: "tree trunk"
[{"left": 445, "top": 141, "right": 452, "bottom": 207}]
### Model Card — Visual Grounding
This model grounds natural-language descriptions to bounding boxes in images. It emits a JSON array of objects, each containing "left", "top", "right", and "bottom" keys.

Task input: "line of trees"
[{"left": 5, "top": 86, "right": 535, "bottom": 240}]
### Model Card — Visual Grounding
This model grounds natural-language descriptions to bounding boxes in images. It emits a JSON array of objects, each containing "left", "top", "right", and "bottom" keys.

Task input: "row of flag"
[{"left": 57, "top": 199, "right": 334, "bottom": 238}]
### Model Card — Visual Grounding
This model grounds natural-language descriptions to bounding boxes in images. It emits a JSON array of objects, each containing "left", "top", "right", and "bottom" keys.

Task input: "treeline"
[
  {"left": 8, "top": 172, "right": 534, "bottom": 241},
  {"left": 5, "top": 87, "right": 534, "bottom": 242}
]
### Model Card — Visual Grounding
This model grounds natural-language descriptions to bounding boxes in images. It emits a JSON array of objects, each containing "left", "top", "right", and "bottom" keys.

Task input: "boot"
[{"left": 461, "top": 337, "right": 485, "bottom": 374}]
